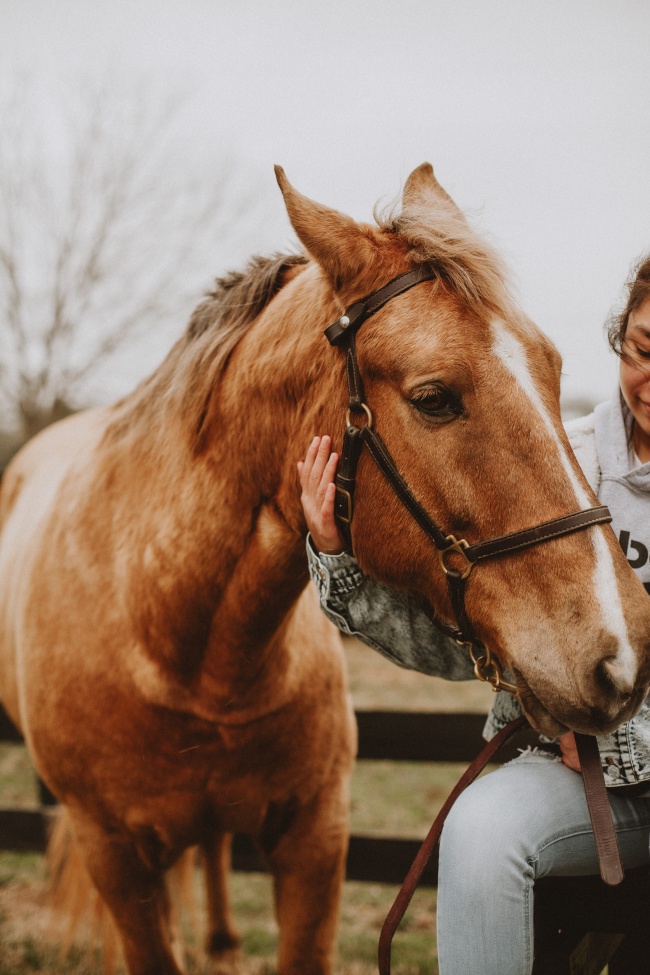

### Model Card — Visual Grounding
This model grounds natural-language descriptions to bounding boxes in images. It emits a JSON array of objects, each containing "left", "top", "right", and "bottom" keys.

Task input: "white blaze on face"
[{"left": 491, "top": 320, "right": 636, "bottom": 687}]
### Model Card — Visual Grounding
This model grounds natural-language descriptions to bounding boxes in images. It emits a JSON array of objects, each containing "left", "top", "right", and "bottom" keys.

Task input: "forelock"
[{"left": 375, "top": 197, "right": 513, "bottom": 320}]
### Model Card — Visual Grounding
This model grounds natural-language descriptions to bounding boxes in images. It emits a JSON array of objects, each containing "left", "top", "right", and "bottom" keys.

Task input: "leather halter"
[{"left": 325, "top": 264, "right": 612, "bottom": 692}]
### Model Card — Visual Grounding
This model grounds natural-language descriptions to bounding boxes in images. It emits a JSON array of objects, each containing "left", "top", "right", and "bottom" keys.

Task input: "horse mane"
[
  {"left": 106, "top": 252, "right": 308, "bottom": 450},
  {"left": 185, "top": 194, "right": 512, "bottom": 379},
  {"left": 185, "top": 250, "right": 309, "bottom": 355},
  {"left": 375, "top": 197, "right": 513, "bottom": 320},
  {"left": 112, "top": 199, "right": 513, "bottom": 452}
]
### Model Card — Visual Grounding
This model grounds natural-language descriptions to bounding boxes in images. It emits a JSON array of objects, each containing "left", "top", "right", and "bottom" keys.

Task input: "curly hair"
[{"left": 606, "top": 254, "right": 650, "bottom": 355}]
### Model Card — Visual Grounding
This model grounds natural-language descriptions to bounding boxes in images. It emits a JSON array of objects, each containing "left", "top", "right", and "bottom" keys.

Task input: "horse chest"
[
  {"left": 116, "top": 709, "right": 351, "bottom": 861},
  {"left": 73, "top": 686, "right": 351, "bottom": 824}
]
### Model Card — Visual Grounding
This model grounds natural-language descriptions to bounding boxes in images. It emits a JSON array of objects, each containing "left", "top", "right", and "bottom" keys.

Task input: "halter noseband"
[{"left": 325, "top": 264, "right": 612, "bottom": 694}]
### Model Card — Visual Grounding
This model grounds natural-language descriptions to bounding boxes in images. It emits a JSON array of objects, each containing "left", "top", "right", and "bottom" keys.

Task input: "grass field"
[{"left": 0, "top": 638, "right": 495, "bottom": 975}]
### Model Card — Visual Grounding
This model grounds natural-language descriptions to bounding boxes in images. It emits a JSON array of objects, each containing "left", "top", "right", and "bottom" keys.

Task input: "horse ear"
[
  {"left": 402, "top": 162, "right": 465, "bottom": 218},
  {"left": 274, "top": 166, "right": 378, "bottom": 287}
]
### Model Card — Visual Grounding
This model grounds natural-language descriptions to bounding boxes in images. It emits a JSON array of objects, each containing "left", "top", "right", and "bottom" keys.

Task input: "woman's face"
[{"left": 620, "top": 295, "right": 650, "bottom": 461}]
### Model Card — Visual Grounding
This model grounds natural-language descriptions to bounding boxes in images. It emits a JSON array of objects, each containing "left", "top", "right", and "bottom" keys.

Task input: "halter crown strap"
[{"left": 325, "top": 264, "right": 438, "bottom": 345}]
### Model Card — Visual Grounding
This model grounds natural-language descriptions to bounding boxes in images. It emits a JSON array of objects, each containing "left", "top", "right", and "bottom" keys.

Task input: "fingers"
[
  {"left": 297, "top": 435, "right": 345, "bottom": 553},
  {"left": 300, "top": 435, "right": 322, "bottom": 486},
  {"left": 321, "top": 480, "right": 338, "bottom": 528},
  {"left": 298, "top": 436, "right": 337, "bottom": 494},
  {"left": 298, "top": 436, "right": 321, "bottom": 493},
  {"left": 559, "top": 732, "right": 581, "bottom": 772},
  {"left": 319, "top": 450, "right": 339, "bottom": 498},
  {"left": 308, "top": 436, "right": 334, "bottom": 491}
]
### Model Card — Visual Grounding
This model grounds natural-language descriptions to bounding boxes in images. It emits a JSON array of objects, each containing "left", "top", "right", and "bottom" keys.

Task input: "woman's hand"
[
  {"left": 298, "top": 435, "right": 345, "bottom": 555},
  {"left": 559, "top": 732, "right": 581, "bottom": 772}
]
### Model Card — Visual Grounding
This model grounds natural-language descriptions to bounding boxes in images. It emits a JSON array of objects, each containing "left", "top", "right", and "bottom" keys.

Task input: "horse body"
[
  {"left": 0, "top": 342, "right": 355, "bottom": 972},
  {"left": 2, "top": 163, "right": 650, "bottom": 974}
]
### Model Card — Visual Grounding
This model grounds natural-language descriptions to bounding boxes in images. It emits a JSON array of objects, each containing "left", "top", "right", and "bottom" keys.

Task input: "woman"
[{"left": 299, "top": 257, "right": 650, "bottom": 975}]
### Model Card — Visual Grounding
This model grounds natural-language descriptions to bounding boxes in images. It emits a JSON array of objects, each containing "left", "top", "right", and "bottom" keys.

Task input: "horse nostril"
[{"left": 598, "top": 656, "right": 636, "bottom": 699}]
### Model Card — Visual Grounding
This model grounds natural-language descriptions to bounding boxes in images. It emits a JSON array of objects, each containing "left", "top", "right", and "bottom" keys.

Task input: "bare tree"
[{"left": 0, "top": 78, "right": 270, "bottom": 443}]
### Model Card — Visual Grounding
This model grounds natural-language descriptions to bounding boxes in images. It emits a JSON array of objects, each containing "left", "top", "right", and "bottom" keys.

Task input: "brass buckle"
[
  {"left": 438, "top": 534, "right": 473, "bottom": 580},
  {"left": 335, "top": 487, "right": 353, "bottom": 524}
]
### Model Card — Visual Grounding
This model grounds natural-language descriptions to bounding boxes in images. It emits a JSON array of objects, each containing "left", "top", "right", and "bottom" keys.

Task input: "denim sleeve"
[
  {"left": 306, "top": 536, "right": 476, "bottom": 680},
  {"left": 482, "top": 691, "right": 524, "bottom": 740}
]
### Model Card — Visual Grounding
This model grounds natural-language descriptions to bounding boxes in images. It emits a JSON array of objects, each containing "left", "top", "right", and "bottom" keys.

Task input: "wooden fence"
[
  {"left": 4, "top": 704, "right": 650, "bottom": 973},
  {"left": 0, "top": 703, "right": 536, "bottom": 885}
]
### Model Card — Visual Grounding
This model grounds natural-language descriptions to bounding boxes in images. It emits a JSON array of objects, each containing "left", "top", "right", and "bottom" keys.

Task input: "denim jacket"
[{"left": 307, "top": 407, "right": 650, "bottom": 789}]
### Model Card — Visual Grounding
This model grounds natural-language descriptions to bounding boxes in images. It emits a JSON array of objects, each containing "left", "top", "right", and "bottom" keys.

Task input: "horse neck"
[
  {"left": 108, "top": 274, "right": 343, "bottom": 711},
  {"left": 197, "top": 269, "right": 346, "bottom": 531}
]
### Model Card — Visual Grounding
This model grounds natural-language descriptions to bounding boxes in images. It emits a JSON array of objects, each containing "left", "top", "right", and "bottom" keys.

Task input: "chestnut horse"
[{"left": 1, "top": 164, "right": 650, "bottom": 975}]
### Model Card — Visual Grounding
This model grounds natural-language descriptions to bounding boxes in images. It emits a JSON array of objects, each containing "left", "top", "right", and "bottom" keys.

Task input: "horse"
[{"left": 1, "top": 162, "right": 650, "bottom": 975}]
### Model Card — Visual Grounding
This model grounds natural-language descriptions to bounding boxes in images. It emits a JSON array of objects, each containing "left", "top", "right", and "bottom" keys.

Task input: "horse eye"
[{"left": 411, "top": 386, "right": 462, "bottom": 419}]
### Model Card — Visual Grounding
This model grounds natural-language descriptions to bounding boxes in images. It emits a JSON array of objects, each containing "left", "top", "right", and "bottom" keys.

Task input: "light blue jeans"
[{"left": 437, "top": 749, "right": 650, "bottom": 975}]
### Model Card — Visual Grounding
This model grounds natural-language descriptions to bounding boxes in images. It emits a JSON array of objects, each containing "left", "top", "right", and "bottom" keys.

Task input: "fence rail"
[{"left": 0, "top": 704, "right": 536, "bottom": 885}]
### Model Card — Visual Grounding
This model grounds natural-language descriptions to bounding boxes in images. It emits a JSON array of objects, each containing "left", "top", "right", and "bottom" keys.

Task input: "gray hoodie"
[{"left": 595, "top": 390, "right": 650, "bottom": 594}]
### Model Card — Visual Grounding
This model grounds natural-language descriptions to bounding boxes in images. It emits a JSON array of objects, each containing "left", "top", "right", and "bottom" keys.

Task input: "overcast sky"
[{"left": 3, "top": 0, "right": 650, "bottom": 409}]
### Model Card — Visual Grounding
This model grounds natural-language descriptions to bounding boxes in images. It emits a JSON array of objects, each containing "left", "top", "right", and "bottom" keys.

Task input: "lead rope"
[
  {"left": 377, "top": 720, "right": 624, "bottom": 975},
  {"left": 377, "top": 716, "right": 526, "bottom": 975},
  {"left": 575, "top": 732, "right": 624, "bottom": 886}
]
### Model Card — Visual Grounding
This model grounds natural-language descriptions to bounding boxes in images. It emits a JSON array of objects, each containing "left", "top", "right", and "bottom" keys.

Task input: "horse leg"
[
  {"left": 67, "top": 810, "right": 184, "bottom": 975},
  {"left": 201, "top": 832, "right": 240, "bottom": 958},
  {"left": 265, "top": 788, "right": 349, "bottom": 975}
]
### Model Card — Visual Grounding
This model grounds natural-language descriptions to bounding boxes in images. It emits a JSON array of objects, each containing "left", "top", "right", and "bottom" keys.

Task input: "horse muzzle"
[{"left": 512, "top": 663, "right": 648, "bottom": 739}]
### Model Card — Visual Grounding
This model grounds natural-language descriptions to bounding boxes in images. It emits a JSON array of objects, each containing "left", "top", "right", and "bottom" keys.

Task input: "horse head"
[{"left": 276, "top": 163, "right": 650, "bottom": 738}]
